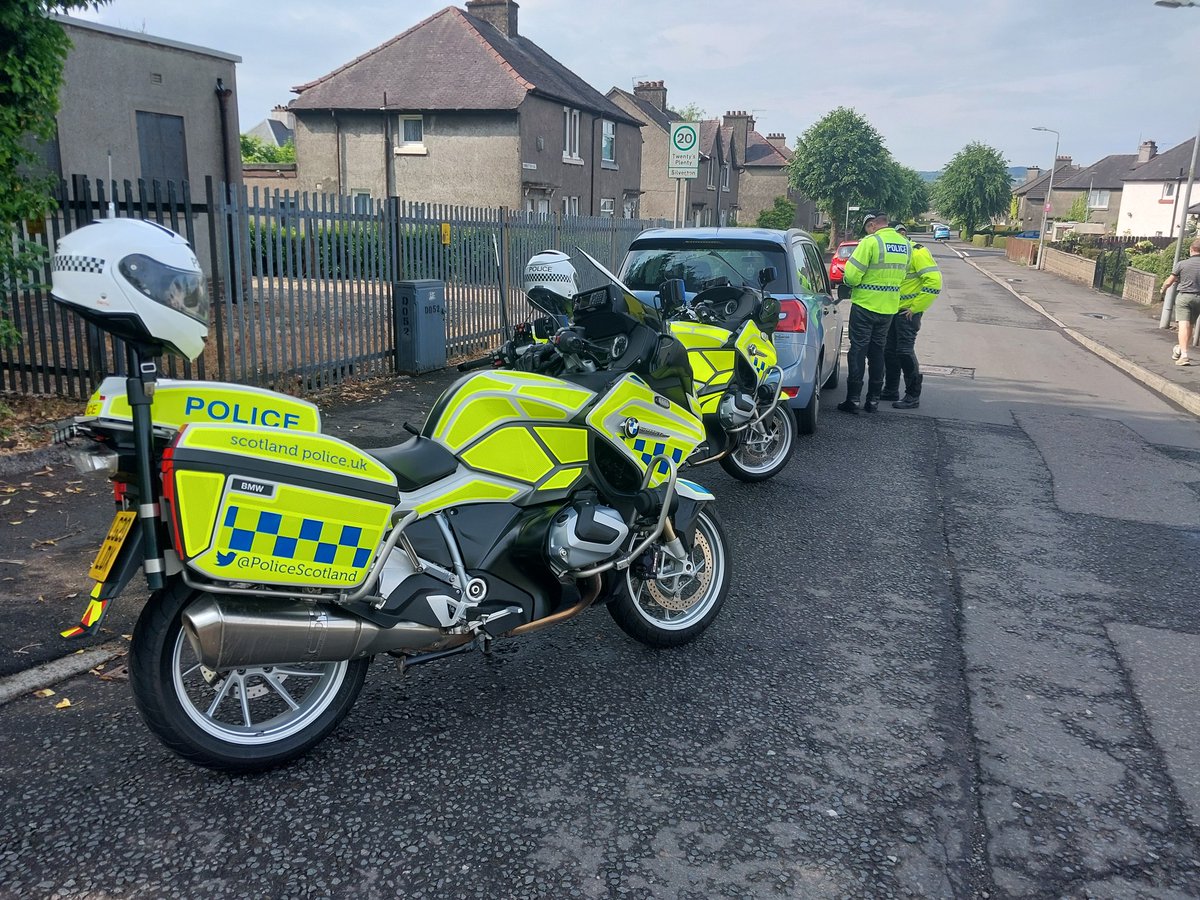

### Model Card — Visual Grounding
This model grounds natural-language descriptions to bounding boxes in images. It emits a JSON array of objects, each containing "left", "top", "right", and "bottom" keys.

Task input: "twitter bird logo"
[{"left": 216, "top": 551, "right": 236, "bottom": 567}]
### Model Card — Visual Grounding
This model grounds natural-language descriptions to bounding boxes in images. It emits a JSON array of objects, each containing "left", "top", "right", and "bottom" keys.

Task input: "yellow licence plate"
[{"left": 88, "top": 510, "right": 138, "bottom": 582}]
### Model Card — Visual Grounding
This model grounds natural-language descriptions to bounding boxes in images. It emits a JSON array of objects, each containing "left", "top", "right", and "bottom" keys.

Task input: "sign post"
[{"left": 669, "top": 122, "right": 701, "bottom": 228}]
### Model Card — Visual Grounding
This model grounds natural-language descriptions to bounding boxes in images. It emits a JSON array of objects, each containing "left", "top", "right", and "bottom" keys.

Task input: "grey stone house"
[
  {"left": 288, "top": 0, "right": 643, "bottom": 216},
  {"left": 606, "top": 81, "right": 732, "bottom": 224},
  {"left": 41, "top": 16, "right": 242, "bottom": 194},
  {"left": 1012, "top": 157, "right": 1079, "bottom": 232},
  {"left": 723, "top": 113, "right": 816, "bottom": 230},
  {"left": 1051, "top": 145, "right": 1152, "bottom": 231}
]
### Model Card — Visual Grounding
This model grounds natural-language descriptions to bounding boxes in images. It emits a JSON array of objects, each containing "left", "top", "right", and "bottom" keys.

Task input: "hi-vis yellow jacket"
[
  {"left": 899, "top": 242, "right": 943, "bottom": 313},
  {"left": 842, "top": 227, "right": 910, "bottom": 315}
]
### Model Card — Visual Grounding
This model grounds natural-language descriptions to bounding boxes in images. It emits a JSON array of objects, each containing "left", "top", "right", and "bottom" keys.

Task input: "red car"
[{"left": 829, "top": 241, "right": 859, "bottom": 284}]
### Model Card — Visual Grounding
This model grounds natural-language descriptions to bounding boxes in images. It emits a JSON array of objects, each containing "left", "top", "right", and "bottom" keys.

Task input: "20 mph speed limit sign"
[{"left": 668, "top": 122, "right": 701, "bottom": 179}]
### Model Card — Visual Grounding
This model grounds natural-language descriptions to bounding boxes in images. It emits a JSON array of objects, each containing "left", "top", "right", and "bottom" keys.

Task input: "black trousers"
[
  {"left": 845, "top": 304, "right": 895, "bottom": 403},
  {"left": 884, "top": 311, "right": 924, "bottom": 396}
]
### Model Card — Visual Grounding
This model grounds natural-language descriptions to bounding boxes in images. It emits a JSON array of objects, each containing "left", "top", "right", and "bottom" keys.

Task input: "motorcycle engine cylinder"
[
  {"left": 546, "top": 503, "right": 629, "bottom": 573},
  {"left": 718, "top": 390, "right": 756, "bottom": 429}
]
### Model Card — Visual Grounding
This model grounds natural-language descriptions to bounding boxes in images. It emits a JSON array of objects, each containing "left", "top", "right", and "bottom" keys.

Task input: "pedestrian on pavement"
[
  {"left": 1161, "top": 238, "right": 1200, "bottom": 366},
  {"left": 837, "top": 211, "right": 911, "bottom": 414},
  {"left": 882, "top": 223, "right": 943, "bottom": 409}
]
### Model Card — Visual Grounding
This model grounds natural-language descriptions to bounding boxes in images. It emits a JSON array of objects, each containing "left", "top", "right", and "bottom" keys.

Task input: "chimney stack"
[
  {"left": 465, "top": 0, "right": 519, "bottom": 38},
  {"left": 633, "top": 80, "right": 667, "bottom": 112},
  {"left": 723, "top": 110, "right": 751, "bottom": 158},
  {"left": 1054, "top": 155, "right": 1072, "bottom": 169},
  {"left": 766, "top": 133, "right": 788, "bottom": 150},
  {"left": 1025, "top": 166, "right": 1041, "bottom": 183},
  {"left": 1137, "top": 140, "right": 1158, "bottom": 164}
]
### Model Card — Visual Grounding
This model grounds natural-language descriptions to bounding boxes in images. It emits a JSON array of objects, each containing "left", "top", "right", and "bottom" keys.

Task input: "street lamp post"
[
  {"left": 846, "top": 203, "right": 860, "bottom": 241},
  {"left": 1033, "top": 126, "right": 1060, "bottom": 270}
]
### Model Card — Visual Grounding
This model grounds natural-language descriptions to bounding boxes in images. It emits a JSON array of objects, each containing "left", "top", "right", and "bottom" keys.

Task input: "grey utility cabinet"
[{"left": 393, "top": 280, "right": 446, "bottom": 375}]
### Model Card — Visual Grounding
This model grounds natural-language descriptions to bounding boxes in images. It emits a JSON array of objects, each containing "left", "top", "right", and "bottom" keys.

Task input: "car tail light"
[
  {"left": 777, "top": 299, "right": 808, "bottom": 333},
  {"left": 782, "top": 387, "right": 799, "bottom": 398}
]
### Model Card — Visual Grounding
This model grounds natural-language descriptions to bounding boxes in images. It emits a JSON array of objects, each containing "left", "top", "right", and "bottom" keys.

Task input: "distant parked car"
[
  {"left": 619, "top": 227, "right": 844, "bottom": 436},
  {"left": 1014, "top": 230, "right": 1040, "bottom": 239},
  {"left": 932, "top": 224, "right": 951, "bottom": 241},
  {"left": 829, "top": 241, "right": 859, "bottom": 284}
]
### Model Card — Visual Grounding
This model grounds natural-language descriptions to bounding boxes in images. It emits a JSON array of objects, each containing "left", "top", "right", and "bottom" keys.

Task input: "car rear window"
[
  {"left": 621, "top": 240, "right": 791, "bottom": 294},
  {"left": 836, "top": 244, "right": 857, "bottom": 259}
]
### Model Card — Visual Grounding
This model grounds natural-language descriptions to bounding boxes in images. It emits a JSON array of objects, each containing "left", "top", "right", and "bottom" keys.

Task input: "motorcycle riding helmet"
[
  {"left": 50, "top": 218, "right": 209, "bottom": 360},
  {"left": 524, "top": 249, "right": 577, "bottom": 321}
]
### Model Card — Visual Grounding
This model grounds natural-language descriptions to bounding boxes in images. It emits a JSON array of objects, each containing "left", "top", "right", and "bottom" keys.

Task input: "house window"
[
  {"left": 600, "top": 198, "right": 615, "bottom": 217},
  {"left": 707, "top": 158, "right": 715, "bottom": 189},
  {"left": 1163, "top": 183, "right": 1176, "bottom": 200},
  {"left": 562, "top": 196, "right": 579, "bottom": 217},
  {"left": 562, "top": 107, "right": 581, "bottom": 160},
  {"left": 601, "top": 120, "right": 616, "bottom": 163},
  {"left": 136, "top": 111, "right": 188, "bottom": 184},
  {"left": 623, "top": 198, "right": 638, "bottom": 219},
  {"left": 1088, "top": 189, "right": 1110, "bottom": 210},
  {"left": 721, "top": 163, "right": 730, "bottom": 191},
  {"left": 396, "top": 116, "right": 426, "bottom": 155},
  {"left": 352, "top": 191, "right": 371, "bottom": 214}
]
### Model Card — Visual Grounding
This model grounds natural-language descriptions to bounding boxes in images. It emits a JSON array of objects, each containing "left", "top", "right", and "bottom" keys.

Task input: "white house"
[{"left": 1116, "top": 137, "right": 1197, "bottom": 237}]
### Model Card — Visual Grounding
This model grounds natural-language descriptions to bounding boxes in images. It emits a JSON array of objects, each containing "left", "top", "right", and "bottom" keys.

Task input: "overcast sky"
[{"left": 76, "top": 0, "right": 1200, "bottom": 172}]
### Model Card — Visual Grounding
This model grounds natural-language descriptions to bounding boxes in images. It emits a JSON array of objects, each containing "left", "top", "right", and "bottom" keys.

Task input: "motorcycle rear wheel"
[
  {"left": 130, "top": 580, "right": 369, "bottom": 772},
  {"left": 609, "top": 507, "right": 731, "bottom": 648},
  {"left": 720, "top": 405, "right": 796, "bottom": 482}
]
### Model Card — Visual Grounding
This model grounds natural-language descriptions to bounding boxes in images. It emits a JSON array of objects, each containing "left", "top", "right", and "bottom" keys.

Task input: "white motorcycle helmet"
[
  {"left": 50, "top": 218, "right": 209, "bottom": 361},
  {"left": 524, "top": 249, "right": 578, "bottom": 300}
]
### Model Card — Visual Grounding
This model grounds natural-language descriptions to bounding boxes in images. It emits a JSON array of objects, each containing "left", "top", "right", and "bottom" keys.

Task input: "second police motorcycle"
[{"left": 51, "top": 218, "right": 732, "bottom": 771}]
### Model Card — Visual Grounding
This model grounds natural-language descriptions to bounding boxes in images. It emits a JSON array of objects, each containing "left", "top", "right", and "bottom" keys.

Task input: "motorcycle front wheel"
[
  {"left": 719, "top": 405, "right": 796, "bottom": 482},
  {"left": 609, "top": 507, "right": 731, "bottom": 648},
  {"left": 129, "top": 580, "right": 369, "bottom": 772}
]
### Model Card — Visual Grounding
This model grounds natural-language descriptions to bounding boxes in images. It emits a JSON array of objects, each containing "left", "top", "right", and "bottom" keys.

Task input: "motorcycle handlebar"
[{"left": 457, "top": 354, "right": 496, "bottom": 372}]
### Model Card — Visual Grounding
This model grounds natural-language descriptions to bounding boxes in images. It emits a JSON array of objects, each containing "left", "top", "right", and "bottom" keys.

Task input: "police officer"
[
  {"left": 881, "top": 223, "right": 942, "bottom": 409},
  {"left": 837, "top": 211, "right": 910, "bottom": 414}
]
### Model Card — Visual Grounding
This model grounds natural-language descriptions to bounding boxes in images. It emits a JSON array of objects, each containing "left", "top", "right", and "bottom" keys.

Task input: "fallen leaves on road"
[
  {"left": 33, "top": 688, "right": 55, "bottom": 698},
  {"left": 54, "top": 698, "right": 71, "bottom": 709}
]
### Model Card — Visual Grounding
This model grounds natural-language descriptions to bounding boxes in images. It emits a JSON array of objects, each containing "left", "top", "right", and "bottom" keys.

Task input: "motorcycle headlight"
[{"left": 68, "top": 442, "right": 119, "bottom": 475}]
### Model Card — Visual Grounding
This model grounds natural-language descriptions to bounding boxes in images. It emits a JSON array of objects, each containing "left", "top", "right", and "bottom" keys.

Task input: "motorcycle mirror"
[
  {"left": 758, "top": 265, "right": 778, "bottom": 289},
  {"left": 657, "top": 278, "right": 686, "bottom": 317}
]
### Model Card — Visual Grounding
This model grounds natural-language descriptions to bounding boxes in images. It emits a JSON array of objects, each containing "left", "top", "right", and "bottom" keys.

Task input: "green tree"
[
  {"left": 879, "top": 163, "right": 930, "bottom": 222},
  {"left": 240, "top": 134, "right": 296, "bottom": 164},
  {"left": 675, "top": 103, "right": 705, "bottom": 122},
  {"left": 932, "top": 141, "right": 1012, "bottom": 237},
  {"left": 754, "top": 195, "right": 797, "bottom": 230},
  {"left": 787, "top": 107, "right": 893, "bottom": 244},
  {"left": 3, "top": 1, "right": 109, "bottom": 348},
  {"left": 1066, "top": 193, "right": 1088, "bottom": 222}
]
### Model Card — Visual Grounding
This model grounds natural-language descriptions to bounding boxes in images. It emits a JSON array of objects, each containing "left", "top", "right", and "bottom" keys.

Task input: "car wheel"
[{"left": 797, "top": 366, "right": 819, "bottom": 436}]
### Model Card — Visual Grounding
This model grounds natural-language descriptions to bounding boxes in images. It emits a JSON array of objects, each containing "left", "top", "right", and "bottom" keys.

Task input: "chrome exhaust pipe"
[{"left": 181, "top": 595, "right": 469, "bottom": 669}]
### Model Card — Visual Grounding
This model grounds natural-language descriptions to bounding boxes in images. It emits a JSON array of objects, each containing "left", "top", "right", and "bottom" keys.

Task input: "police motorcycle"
[
  {"left": 471, "top": 250, "right": 791, "bottom": 483},
  {"left": 50, "top": 219, "right": 731, "bottom": 772}
]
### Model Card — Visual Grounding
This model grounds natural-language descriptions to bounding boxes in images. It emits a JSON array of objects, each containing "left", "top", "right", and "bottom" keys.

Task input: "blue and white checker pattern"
[
  {"left": 631, "top": 438, "right": 685, "bottom": 475},
  {"left": 220, "top": 505, "right": 374, "bottom": 569}
]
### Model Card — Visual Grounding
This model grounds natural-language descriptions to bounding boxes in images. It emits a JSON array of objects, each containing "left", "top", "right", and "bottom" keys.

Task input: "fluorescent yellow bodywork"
[
  {"left": 175, "top": 470, "right": 225, "bottom": 557},
  {"left": 85, "top": 377, "right": 321, "bottom": 433},
  {"left": 734, "top": 320, "right": 777, "bottom": 379}
]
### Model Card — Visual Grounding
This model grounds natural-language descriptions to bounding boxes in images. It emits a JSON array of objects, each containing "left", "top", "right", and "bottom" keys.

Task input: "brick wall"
[
  {"left": 1043, "top": 247, "right": 1097, "bottom": 286},
  {"left": 1006, "top": 237, "right": 1038, "bottom": 266},
  {"left": 1122, "top": 268, "right": 1158, "bottom": 306}
]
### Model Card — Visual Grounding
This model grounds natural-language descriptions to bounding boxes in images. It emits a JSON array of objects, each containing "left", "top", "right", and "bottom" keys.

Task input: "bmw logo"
[{"left": 621, "top": 417, "right": 640, "bottom": 438}]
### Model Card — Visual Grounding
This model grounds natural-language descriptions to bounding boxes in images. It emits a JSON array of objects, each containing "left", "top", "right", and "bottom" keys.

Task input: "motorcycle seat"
[{"left": 366, "top": 436, "right": 458, "bottom": 491}]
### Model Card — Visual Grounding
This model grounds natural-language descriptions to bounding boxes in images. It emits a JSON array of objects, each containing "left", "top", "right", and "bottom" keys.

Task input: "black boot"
[
  {"left": 893, "top": 374, "right": 922, "bottom": 409},
  {"left": 892, "top": 395, "right": 919, "bottom": 409},
  {"left": 837, "top": 399, "right": 860, "bottom": 414}
]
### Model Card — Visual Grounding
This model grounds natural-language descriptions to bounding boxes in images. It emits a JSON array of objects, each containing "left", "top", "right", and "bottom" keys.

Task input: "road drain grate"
[
  {"left": 924, "top": 365, "right": 976, "bottom": 378},
  {"left": 1083, "top": 312, "right": 1114, "bottom": 320}
]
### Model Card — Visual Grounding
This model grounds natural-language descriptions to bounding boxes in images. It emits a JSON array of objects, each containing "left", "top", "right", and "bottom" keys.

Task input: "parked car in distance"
[
  {"left": 829, "top": 241, "right": 859, "bottom": 284},
  {"left": 932, "top": 224, "right": 951, "bottom": 241},
  {"left": 619, "top": 227, "right": 844, "bottom": 436},
  {"left": 1014, "top": 230, "right": 1040, "bottom": 239}
]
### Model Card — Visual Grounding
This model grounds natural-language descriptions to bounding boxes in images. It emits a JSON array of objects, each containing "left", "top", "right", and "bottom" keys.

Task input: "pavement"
[{"left": 948, "top": 242, "right": 1200, "bottom": 417}]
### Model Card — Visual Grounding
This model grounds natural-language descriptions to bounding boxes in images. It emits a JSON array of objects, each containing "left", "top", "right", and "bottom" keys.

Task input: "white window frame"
[
  {"left": 562, "top": 107, "right": 581, "bottom": 162},
  {"left": 396, "top": 116, "right": 426, "bottom": 155},
  {"left": 721, "top": 163, "right": 730, "bottom": 191},
  {"left": 562, "top": 195, "right": 579, "bottom": 217},
  {"left": 707, "top": 158, "right": 715, "bottom": 189},
  {"left": 601, "top": 120, "right": 616, "bottom": 163},
  {"left": 600, "top": 197, "right": 615, "bottom": 217},
  {"left": 1088, "top": 189, "right": 1110, "bottom": 210},
  {"left": 1163, "top": 182, "right": 1176, "bottom": 200}
]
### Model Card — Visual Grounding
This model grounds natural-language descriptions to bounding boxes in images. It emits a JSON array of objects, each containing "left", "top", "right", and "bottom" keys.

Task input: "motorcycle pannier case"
[{"left": 163, "top": 424, "right": 397, "bottom": 589}]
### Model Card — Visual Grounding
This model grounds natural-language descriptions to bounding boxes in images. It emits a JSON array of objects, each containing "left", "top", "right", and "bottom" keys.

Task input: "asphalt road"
[{"left": 2, "top": 246, "right": 1199, "bottom": 898}]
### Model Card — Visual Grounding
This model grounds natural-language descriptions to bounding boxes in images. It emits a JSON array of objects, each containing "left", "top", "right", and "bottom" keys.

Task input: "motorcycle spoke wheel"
[
  {"left": 173, "top": 634, "right": 349, "bottom": 745},
  {"left": 721, "top": 406, "right": 795, "bottom": 481},
  {"left": 609, "top": 508, "right": 731, "bottom": 647}
]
